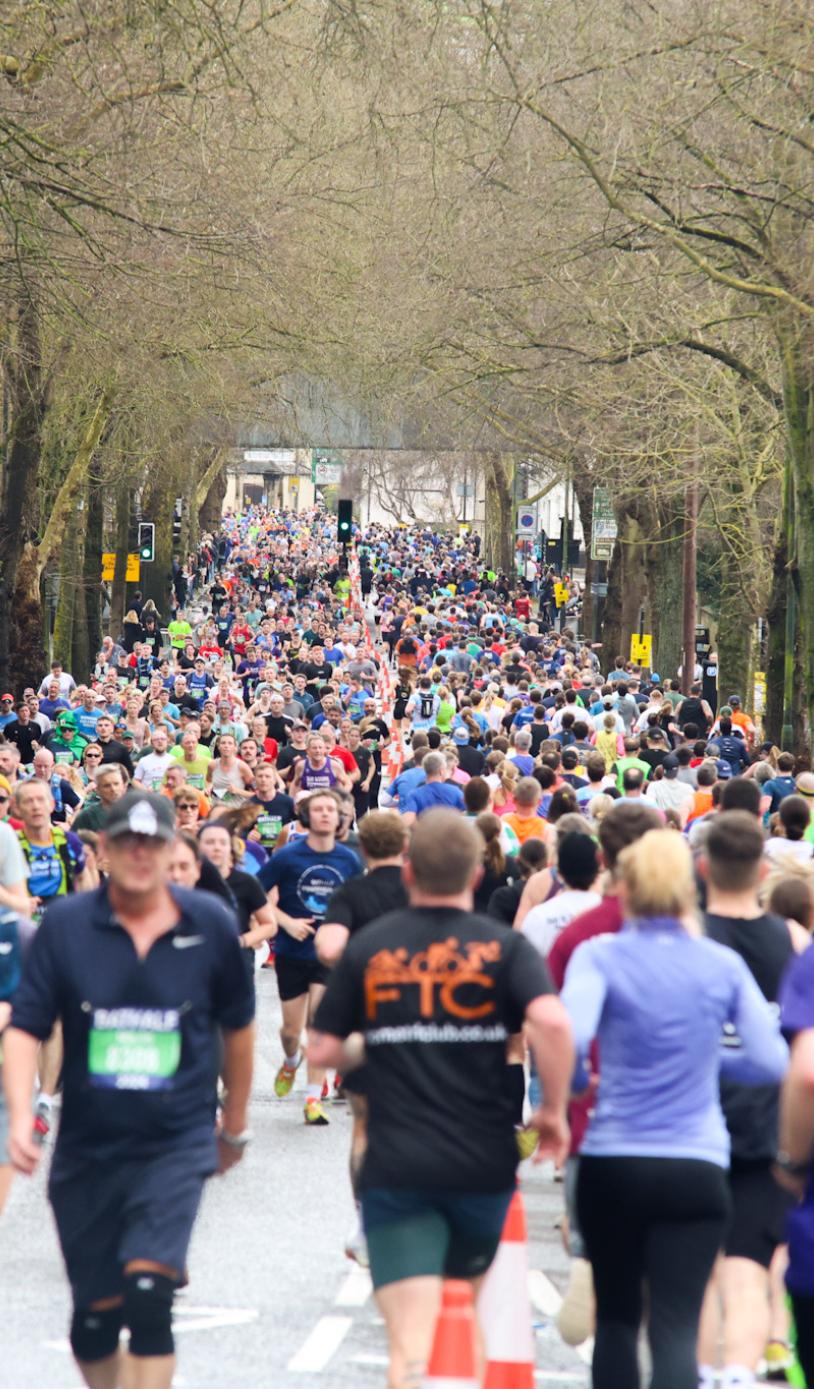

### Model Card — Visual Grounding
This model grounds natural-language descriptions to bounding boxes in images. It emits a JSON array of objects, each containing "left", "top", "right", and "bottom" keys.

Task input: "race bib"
[
  {"left": 88, "top": 1008, "right": 181, "bottom": 1091},
  {"left": 187, "top": 773, "right": 205, "bottom": 790},
  {"left": 257, "top": 813, "right": 283, "bottom": 846},
  {"left": 54, "top": 751, "right": 73, "bottom": 766}
]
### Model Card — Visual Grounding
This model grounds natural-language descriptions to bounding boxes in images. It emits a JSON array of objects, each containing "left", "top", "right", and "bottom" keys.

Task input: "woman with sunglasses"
[{"left": 79, "top": 744, "right": 104, "bottom": 788}]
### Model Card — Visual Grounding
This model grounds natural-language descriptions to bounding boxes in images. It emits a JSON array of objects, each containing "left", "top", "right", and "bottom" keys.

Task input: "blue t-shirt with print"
[{"left": 258, "top": 838, "right": 362, "bottom": 960}]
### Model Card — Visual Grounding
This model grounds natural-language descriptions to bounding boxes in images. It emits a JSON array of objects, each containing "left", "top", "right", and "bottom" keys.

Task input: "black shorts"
[
  {"left": 49, "top": 1143, "right": 216, "bottom": 1307},
  {"left": 725, "top": 1160, "right": 793, "bottom": 1268},
  {"left": 340, "top": 1062, "right": 369, "bottom": 1097},
  {"left": 275, "top": 954, "right": 329, "bottom": 1001},
  {"left": 362, "top": 1186, "right": 514, "bottom": 1290}
]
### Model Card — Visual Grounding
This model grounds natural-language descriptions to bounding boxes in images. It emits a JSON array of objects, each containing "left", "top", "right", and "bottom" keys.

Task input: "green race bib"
[
  {"left": 88, "top": 1008, "right": 181, "bottom": 1091},
  {"left": 257, "top": 813, "right": 283, "bottom": 846}
]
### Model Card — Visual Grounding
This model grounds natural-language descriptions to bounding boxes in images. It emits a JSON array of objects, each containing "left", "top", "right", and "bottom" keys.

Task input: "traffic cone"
[
  {"left": 423, "top": 1280, "right": 479, "bottom": 1388},
  {"left": 477, "top": 1191, "right": 535, "bottom": 1389}
]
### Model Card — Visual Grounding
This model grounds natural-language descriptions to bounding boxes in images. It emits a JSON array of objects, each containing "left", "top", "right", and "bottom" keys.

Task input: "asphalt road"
[{"left": 3, "top": 967, "right": 591, "bottom": 1388}]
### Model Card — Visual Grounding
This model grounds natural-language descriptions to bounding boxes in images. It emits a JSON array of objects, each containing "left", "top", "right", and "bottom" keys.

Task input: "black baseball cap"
[{"left": 103, "top": 791, "right": 174, "bottom": 842}]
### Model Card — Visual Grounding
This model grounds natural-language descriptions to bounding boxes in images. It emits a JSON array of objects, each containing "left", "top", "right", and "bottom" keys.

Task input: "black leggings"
[
  {"left": 792, "top": 1293, "right": 814, "bottom": 1383},
  {"left": 577, "top": 1156, "right": 729, "bottom": 1389}
]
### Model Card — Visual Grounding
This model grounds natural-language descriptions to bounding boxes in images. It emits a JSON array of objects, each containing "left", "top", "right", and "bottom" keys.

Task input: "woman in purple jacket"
[{"left": 562, "top": 829, "right": 788, "bottom": 1389}]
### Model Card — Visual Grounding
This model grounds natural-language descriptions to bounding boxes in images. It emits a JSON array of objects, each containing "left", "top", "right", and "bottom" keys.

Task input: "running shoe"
[
  {"left": 304, "top": 1098, "right": 330, "bottom": 1126},
  {"left": 764, "top": 1339, "right": 792, "bottom": 1381},
  {"left": 320, "top": 1076, "right": 330, "bottom": 1101},
  {"left": 556, "top": 1257, "right": 595, "bottom": 1346},
  {"left": 274, "top": 1060, "right": 300, "bottom": 1098}
]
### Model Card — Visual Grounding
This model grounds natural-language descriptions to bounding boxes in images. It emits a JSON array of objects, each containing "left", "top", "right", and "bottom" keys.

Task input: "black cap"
[
  {"left": 103, "top": 791, "right": 174, "bottom": 842},
  {"left": 662, "top": 754, "right": 679, "bottom": 775}
]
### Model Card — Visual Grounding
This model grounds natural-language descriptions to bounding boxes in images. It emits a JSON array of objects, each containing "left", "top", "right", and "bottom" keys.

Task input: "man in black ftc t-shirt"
[{"left": 311, "top": 809, "right": 573, "bottom": 1389}]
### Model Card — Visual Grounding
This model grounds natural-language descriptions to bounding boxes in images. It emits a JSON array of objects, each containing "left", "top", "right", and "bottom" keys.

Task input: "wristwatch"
[
  {"left": 218, "top": 1128, "right": 252, "bottom": 1150},
  {"left": 775, "top": 1150, "right": 811, "bottom": 1178}
]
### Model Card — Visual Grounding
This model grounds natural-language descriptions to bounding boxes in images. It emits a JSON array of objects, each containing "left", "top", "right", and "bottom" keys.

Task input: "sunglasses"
[
  {"left": 177, "top": 800, "right": 198, "bottom": 808},
  {"left": 0, "top": 794, "right": 9, "bottom": 804}
]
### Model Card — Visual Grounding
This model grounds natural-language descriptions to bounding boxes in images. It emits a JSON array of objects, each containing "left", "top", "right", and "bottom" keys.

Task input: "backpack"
[
  {"left": 17, "top": 824, "right": 77, "bottom": 895},
  {"left": 419, "top": 692, "right": 435, "bottom": 721}
]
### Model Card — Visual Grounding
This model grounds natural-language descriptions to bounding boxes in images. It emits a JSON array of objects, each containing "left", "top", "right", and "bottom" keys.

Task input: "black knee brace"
[
  {"left": 70, "top": 1304, "right": 124, "bottom": 1363},
  {"left": 122, "top": 1271, "right": 176, "bottom": 1357}
]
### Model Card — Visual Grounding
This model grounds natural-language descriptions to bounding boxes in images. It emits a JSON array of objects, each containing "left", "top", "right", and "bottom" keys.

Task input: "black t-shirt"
[
  {"left": 457, "top": 744, "right": 486, "bottom": 777},
  {"left": 5, "top": 718, "right": 43, "bottom": 762},
  {"left": 314, "top": 906, "right": 552, "bottom": 1191},
  {"left": 264, "top": 714, "right": 293, "bottom": 745},
  {"left": 276, "top": 744, "right": 305, "bottom": 776},
  {"left": 226, "top": 867, "right": 268, "bottom": 937},
  {"left": 529, "top": 722, "right": 550, "bottom": 756},
  {"left": 704, "top": 910, "right": 793, "bottom": 1162},
  {"left": 250, "top": 792, "right": 295, "bottom": 849},
  {"left": 324, "top": 865, "right": 407, "bottom": 936}
]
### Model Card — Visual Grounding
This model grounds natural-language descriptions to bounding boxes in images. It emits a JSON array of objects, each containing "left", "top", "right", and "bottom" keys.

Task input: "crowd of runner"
[{"left": 2, "top": 502, "right": 814, "bottom": 1389}]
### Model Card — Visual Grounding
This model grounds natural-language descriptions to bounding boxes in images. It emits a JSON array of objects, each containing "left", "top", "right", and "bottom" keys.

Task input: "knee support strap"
[
  {"left": 122, "top": 1271, "right": 176, "bottom": 1357},
  {"left": 70, "top": 1304, "right": 124, "bottom": 1363}
]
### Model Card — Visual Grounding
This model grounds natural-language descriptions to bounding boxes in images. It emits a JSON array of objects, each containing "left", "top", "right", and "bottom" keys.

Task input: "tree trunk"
[
  {"left": 140, "top": 475, "right": 176, "bottom": 616},
  {"left": 200, "top": 465, "right": 227, "bottom": 533},
  {"left": 600, "top": 539, "right": 623, "bottom": 672},
  {"left": 0, "top": 288, "right": 47, "bottom": 693},
  {"left": 12, "top": 543, "right": 48, "bottom": 691},
  {"left": 83, "top": 452, "right": 104, "bottom": 672},
  {"left": 779, "top": 324, "right": 814, "bottom": 750},
  {"left": 765, "top": 522, "right": 787, "bottom": 747},
  {"left": 645, "top": 500, "right": 685, "bottom": 682},
  {"left": 52, "top": 515, "right": 78, "bottom": 670},
  {"left": 72, "top": 506, "right": 90, "bottom": 684},
  {"left": 482, "top": 453, "right": 515, "bottom": 574},
  {"left": 572, "top": 473, "right": 594, "bottom": 637},
  {"left": 619, "top": 512, "right": 648, "bottom": 652},
  {"left": 110, "top": 483, "right": 131, "bottom": 638}
]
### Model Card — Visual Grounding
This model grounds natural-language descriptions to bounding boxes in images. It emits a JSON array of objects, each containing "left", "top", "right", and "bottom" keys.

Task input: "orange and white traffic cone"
[
  {"left": 477, "top": 1191, "right": 535, "bottom": 1389},
  {"left": 423, "top": 1279, "right": 479, "bottom": 1388}
]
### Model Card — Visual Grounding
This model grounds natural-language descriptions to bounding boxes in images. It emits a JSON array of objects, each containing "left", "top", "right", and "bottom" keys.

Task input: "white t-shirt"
[
  {"left": 0, "top": 821, "right": 28, "bottom": 921},
  {"left": 133, "top": 751, "right": 176, "bottom": 791},
  {"left": 764, "top": 839, "right": 813, "bottom": 866},
  {"left": 522, "top": 889, "right": 602, "bottom": 959}
]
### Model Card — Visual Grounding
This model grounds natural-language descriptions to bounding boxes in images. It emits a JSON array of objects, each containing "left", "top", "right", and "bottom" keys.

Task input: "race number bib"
[
  {"left": 88, "top": 1008, "right": 181, "bottom": 1091},
  {"left": 257, "top": 813, "right": 283, "bottom": 846}
]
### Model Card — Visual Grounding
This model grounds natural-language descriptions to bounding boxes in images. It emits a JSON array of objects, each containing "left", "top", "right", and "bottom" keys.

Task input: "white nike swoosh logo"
[
  {"left": 173, "top": 935, "right": 204, "bottom": 949},
  {"left": 0, "top": 942, "right": 12, "bottom": 954}
]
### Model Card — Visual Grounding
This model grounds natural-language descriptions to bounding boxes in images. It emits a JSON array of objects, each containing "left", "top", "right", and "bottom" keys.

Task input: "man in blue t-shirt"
[
  {"left": 402, "top": 751, "right": 465, "bottom": 825},
  {"left": 259, "top": 789, "right": 361, "bottom": 1126}
]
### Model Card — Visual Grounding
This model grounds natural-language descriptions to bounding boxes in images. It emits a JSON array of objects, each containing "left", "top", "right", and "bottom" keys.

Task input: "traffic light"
[
  {"left": 138, "top": 522, "right": 155, "bottom": 562},
  {"left": 337, "top": 499, "right": 352, "bottom": 544}
]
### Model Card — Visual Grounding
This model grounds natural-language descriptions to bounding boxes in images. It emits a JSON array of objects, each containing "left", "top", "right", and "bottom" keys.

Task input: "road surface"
[{"left": 3, "top": 966, "right": 591, "bottom": 1388}]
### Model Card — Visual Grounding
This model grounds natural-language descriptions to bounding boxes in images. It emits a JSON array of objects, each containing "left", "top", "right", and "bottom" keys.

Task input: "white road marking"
[
  {"left": 287, "top": 1314, "right": 353, "bottom": 1372},
  {"left": 334, "top": 1264, "right": 372, "bottom": 1306},
  {"left": 528, "top": 1270, "right": 593, "bottom": 1366},
  {"left": 350, "top": 1355, "right": 586, "bottom": 1383}
]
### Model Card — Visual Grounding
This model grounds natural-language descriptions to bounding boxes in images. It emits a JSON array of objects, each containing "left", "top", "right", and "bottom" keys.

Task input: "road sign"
[
  {"left": 630, "top": 633, "right": 653, "bottom": 666},
  {"left": 554, "top": 582, "right": 568, "bottom": 608},
  {"left": 591, "top": 486, "right": 617, "bottom": 561},
  {"left": 311, "top": 450, "right": 343, "bottom": 485},
  {"left": 516, "top": 504, "right": 537, "bottom": 536},
  {"left": 101, "top": 552, "right": 140, "bottom": 583}
]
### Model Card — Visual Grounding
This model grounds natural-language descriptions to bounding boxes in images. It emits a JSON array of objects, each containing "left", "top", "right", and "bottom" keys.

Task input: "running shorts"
[
  {"left": 49, "top": 1143, "right": 216, "bottom": 1307},
  {"left": 361, "top": 1187, "right": 514, "bottom": 1289},
  {"left": 725, "top": 1160, "right": 793, "bottom": 1269},
  {"left": 275, "top": 954, "right": 328, "bottom": 1001}
]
